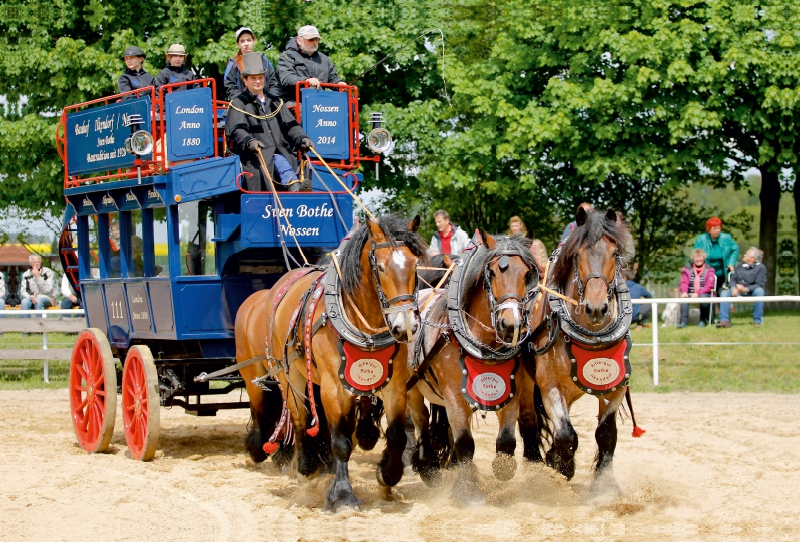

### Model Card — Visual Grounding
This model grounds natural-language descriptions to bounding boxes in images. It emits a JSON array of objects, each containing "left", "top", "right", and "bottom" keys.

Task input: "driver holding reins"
[{"left": 226, "top": 53, "right": 314, "bottom": 192}]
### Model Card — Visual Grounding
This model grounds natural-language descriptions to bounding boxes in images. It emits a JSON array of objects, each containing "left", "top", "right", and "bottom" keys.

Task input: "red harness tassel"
[
  {"left": 303, "top": 279, "right": 327, "bottom": 437},
  {"left": 625, "top": 386, "right": 646, "bottom": 437}
]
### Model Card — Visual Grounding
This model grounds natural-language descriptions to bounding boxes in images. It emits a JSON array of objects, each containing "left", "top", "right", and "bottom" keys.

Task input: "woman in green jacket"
[{"left": 692, "top": 217, "right": 739, "bottom": 294}]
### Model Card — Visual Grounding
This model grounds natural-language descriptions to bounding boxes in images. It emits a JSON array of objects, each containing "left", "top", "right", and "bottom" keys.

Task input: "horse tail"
[
  {"left": 533, "top": 381, "right": 554, "bottom": 454},
  {"left": 355, "top": 397, "right": 384, "bottom": 451}
]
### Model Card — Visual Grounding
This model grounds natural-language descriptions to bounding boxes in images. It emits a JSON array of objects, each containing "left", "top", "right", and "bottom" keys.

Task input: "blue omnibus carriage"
[{"left": 57, "top": 79, "right": 385, "bottom": 460}]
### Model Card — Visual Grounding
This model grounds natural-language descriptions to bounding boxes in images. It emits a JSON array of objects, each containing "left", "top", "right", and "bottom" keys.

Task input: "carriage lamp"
[
  {"left": 366, "top": 112, "right": 392, "bottom": 180},
  {"left": 124, "top": 114, "right": 154, "bottom": 185}
]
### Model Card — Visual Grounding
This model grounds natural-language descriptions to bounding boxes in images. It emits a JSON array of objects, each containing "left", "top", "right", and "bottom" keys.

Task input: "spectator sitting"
[
  {"left": 224, "top": 27, "right": 281, "bottom": 102},
  {"left": 717, "top": 246, "right": 766, "bottom": 328},
  {"left": 154, "top": 44, "right": 200, "bottom": 95},
  {"left": 692, "top": 216, "right": 738, "bottom": 296},
  {"left": 60, "top": 274, "right": 82, "bottom": 310},
  {"left": 277, "top": 25, "right": 346, "bottom": 104},
  {"left": 429, "top": 210, "right": 470, "bottom": 257},
  {"left": 20, "top": 255, "right": 55, "bottom": 316},
  {"left": 118, "top": 46, "right": 155, "bottom": 98},
  {"left": 623, "top": 269, "right": 653, "bottom": 330},
  {"left": 560, "top": 202, "right": 593, "bottom": 243},
  {"left": 678, "top": 248, "right": 715, "bottom": 328}
]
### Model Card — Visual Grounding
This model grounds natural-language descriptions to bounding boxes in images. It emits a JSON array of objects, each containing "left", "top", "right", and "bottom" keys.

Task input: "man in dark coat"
[
  {"left": 154, "top": 44, "right": 200, "bottom": 95},
  {"left": 118, "top": 46, "right": 155, "bottom": 98},
  {"left": 224, "top": 27, "right": 280, "bottom": 102},
  {"left": 277, "top": 25, "right": 346, "bottom": 103},
  {"left": 226, "top": 53, "right": 313, "bottom": 192},
  {"left": 717, "top": 247, "right": 767, "bottom": 328}
]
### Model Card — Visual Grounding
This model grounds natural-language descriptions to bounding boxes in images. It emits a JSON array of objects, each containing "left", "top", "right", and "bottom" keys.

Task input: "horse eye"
[{"left": 378, "top": 264, "right": 386, "bottom": 273}]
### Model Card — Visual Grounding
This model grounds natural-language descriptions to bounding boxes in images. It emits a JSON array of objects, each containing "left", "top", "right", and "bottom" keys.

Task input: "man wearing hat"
[
  {"left": 224, "top": 27, "right": 280, "bottom": 102},
  {"left": 118, "top": 46, "right": 155, "bottom": 98},
  {"left": 154, "top": 44, "right": 200, "bottom": 94},
  {"left": 278, "top": 25, "right": 346, "bottom": 103},
  {"left": 226, "top": 53, "right": 313, "bottom": 192}
]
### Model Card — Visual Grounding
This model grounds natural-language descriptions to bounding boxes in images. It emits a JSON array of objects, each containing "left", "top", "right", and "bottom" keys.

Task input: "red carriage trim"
[
  {"left": 458, "top": 354, "right": 519, "bottom": 410},
  {"left": 338, "top": 341, "right": 398, "bottom": 395},
  {"left": 566, "top": 336, "right": 632, "bottom": 396}
]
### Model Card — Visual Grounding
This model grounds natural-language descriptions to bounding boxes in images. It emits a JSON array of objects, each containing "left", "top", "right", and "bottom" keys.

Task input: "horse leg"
[
  {"left": 593, "top": 388, "right": 626, "bottom": 492},
  {"left": 284, "top": 364, "right": 324, "bottom": 480},
  {"left": 540, "top": 382, "right": 579, "bottom": 480},
  {"left": 493, "top": 396, "right": 519, "bottom": 481},
  {"left": 355, "top": 396, "right": 383, "bottom": 451},
  {"left": 376, "top": 378, "right": 409, "bottom": 500},
  {"left": 517, "top": 365, "right": 544, "bottom": 463},
  {"left": 445, "top": 394, "right": 482, "bottom": 503},
  {"left": 240, "top": 363, "right": 281, "bottom": 464},
  {"left": 407, "top": 386, "right": 443, "bottom": 486},
  {"left": 322, "top": 384, "right": 360, "bottom": 511}
]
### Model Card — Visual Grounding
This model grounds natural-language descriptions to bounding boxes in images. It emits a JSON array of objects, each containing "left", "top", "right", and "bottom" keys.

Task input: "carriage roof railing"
[{"left": 57, "top": 78, "right": 220, "bottom": 190}]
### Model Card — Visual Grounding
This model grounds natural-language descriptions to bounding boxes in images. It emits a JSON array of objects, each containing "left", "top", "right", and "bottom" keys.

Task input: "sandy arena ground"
[{"left": 1, "top": 389, "right": 798, "bottom": 542}]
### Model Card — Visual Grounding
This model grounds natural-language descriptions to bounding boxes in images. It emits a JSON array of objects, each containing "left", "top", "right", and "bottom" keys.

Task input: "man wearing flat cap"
[
  {"left": 224, "top": 27, "right": 281, "bottom": 102},
  {"left": 226, "top": 53, "right": 313, "bottom": 192},
  {"left": 278, "top": 25, "right": 346, "bottom": 103},
  {"left": 154, "top": 44, "right": 200, "bottom": 94},
  {"left": 118, "top": 46, "right": 155, "bottom": 99}
]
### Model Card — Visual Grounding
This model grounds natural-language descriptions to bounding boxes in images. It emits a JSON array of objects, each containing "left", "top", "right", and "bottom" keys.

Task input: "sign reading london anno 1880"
[
  {"left": 66, "top": 97, "right": 151, "bottom": 176},
  {"left": 300, "top": 88, "right": 349, "bottom": 160},
  {"left": 165, "top": 87, "right": 214, "bottom": 162}
]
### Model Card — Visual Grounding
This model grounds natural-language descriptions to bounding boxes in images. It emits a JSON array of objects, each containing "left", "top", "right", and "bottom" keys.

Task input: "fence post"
[
  {"left": 651, "top": 301, "right": 659, "bottom": 386},
  {"left": 42, "top": 312, "right": 49, "bottom": 384}
]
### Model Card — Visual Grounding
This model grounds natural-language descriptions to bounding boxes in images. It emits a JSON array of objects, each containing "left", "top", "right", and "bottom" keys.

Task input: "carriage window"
[
  {"left": 128, "top": 210, "right": 145, "bottom": 278},
  {"left": 178, "top": 200, "right": 215, "bottom": 276},
  {"left": 107, "top": 213, "right": 121, "bottom": 278},
  {"left": 153, "top": 207, "right": 169, "bottom": 277}
]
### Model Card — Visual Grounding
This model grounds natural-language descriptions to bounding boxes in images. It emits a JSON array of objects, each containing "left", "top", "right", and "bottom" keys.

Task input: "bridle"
[
  {"left": 368, "top": 239, "right": 420, "bottom": 343},
  {"left": 572, "top": 250, "right": 624, "bottom": 308},
  {"left": 484, "top": 249, "right": 539, "bottom": 348}
]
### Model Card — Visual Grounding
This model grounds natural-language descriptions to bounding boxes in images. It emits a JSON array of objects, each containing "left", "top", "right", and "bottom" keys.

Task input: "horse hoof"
[
  {"left": 297, "top": 470, "right": 319, "bottom": 484},
  {"left": 324, "top": 492, "right": 363, "bottom": 512},
  {"left": 419, "top": 467, "right": 442, "bottom": 488},
  {"left": 379, "top": 484, "right": 404, "bottom": 501},
  {"left": 492, "top": 454, "right": 517, "bottom": 482}
]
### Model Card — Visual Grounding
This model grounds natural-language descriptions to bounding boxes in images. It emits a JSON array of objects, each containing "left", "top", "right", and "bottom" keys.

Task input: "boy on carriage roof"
[
  {"left": 224, "top": 27, "right": 281, "bottom": 102},
  {"left": 226, "top": 53, "right": 313, "bottom": 192},
  {"left": 154, "top": 44, "right": 200, "bottom": 95}
]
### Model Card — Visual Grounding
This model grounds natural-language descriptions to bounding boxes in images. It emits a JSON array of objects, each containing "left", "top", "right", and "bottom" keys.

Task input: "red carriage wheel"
[
  {"left": 122, "top": 345, "right": 160, "bottom": 461},
  {"left": 69, "top": 328, "right": 117, "bottom": 453}
]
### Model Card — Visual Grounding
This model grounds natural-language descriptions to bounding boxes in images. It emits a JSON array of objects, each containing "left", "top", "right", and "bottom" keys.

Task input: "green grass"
[
  {"left": 0, "top": 332, "right": 77, "bottom": 390},
  {"left": 3, "top": 311, "right": 800, "bottom": 393},
  {"left": 628, "top": 310, "right": 800, "bottom": 393}
]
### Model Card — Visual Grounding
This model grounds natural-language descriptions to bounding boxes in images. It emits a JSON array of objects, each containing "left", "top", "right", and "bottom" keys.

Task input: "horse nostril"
[{"left": 599, "top": 303, "right": 609, "bottom": 316}]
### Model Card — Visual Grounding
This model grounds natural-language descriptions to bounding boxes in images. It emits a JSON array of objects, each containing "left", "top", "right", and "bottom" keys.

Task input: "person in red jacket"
[{"left": 678, "top": 248, "right": 716, "bottom": 328}]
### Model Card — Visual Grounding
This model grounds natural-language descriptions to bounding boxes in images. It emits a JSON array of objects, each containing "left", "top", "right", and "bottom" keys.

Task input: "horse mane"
[
  {"left": 550, "top": 210, "right": 629, "bottom": 289},
  {"left": 339, "top": 214, "right": 428, "bottom": 296}
]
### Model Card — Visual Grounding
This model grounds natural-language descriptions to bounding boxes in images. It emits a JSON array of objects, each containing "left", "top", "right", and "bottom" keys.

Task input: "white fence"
[
  {"left": 630, "top": 296, "right": 800, "bottom": 385},
  {"left": 0, "top": 309, "right": 86, "bottom": 383}
]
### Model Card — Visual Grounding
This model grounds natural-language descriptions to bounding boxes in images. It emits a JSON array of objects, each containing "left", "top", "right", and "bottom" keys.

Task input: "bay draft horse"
[
  {"left": 527, "top": 207, "right": 639, "bottom": 488},
  {"left": 407, "top": 230, "right": 539, "bottom": 500},
  {"left": 237, "top": 214, "right": 427, "bottom": 511}
]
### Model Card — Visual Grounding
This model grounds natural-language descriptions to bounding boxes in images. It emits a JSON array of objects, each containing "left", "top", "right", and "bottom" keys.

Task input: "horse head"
[
  {"left": 565, "top": 208, "right": 623, "bottom": 327},
  {"left": 474, "top": 229, "right": 537, "bottom": 347},
  {"left": 364, "top": 214, "right": 424, "bottom": 342}
]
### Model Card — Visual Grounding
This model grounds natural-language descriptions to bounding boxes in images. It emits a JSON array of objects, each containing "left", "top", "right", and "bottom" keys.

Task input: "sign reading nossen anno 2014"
[
  {"left": 241, "top": 194, "right": 352, "bottom": 248},
  {"left": 66, "top": 97, "right": 151, "bottom": 176},
  {"left": 301, "top": 88, "right": 349, "bottom": 160},
  {"left": 165, "top": 87, "right": 214, "bottom": 162}
]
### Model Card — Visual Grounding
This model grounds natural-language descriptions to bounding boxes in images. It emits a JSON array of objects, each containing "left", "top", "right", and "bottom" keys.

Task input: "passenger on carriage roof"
[
  {"left": 154, "top": 44, "right": 200, "bottom": 95},
  {"left": 118, "top": 46, "right": 155, "bottom": 99},
  {"left": 224, "top": 27, "right": 281, "bottom": 102},
  {"left": 226, "top": 53, "right": 313, "bottom": 192},
  {"left": 277, "top": 25, "right": 346, "bottom": 104}
]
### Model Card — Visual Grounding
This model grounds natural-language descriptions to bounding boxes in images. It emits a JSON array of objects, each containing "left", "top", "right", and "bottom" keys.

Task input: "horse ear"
[
  {"left": 605, "top": 209, "right": 617, "bottom": 223},
  {"left": 407, "top": 215, "right": 421, "bottom": 233},
  {"left": 525, "top": 229, "right": 534, "bottom": 240},
  {"left": 576, "top": 206, "right": 588, "bottom": 226},
  {"left": 367, "top": 217, "right": 387, "bottom": 244},
  {"left": 442, "top": 254, "right": 453, "bottom": 268},
  {"left": 478, "top": 228, "right": 497, "bottom": 250}
]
